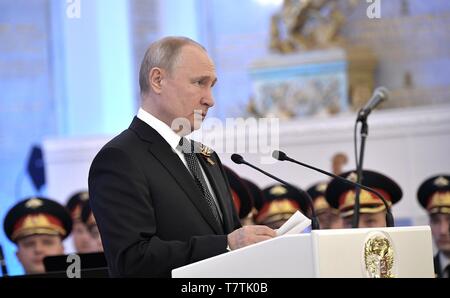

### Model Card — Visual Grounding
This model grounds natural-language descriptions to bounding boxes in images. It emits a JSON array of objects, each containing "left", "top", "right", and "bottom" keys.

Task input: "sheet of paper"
[{"left": 276, "top": 210, "right": 312, "bottom": 236}]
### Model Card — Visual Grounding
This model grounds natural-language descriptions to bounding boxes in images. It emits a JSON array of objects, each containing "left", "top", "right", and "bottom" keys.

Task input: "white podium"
[{"left": 172, "top": 226, "right": 435, "bottom": 278}]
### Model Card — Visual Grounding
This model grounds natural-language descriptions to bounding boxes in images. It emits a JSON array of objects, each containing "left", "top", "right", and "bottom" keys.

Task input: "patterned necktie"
[{"left": 178, "top": 137, "right": 222, "bottom": 226}]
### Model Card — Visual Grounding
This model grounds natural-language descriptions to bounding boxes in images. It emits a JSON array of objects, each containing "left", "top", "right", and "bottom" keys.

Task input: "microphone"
[
  {"left": 272, "top": 150, "right": 394, "bottom": 227},
  {"left": 357, "top": 87, "right": 389, "bottom": 122},
  {"left": 231, "top": 154, "right": 320, "bottom": 230}
]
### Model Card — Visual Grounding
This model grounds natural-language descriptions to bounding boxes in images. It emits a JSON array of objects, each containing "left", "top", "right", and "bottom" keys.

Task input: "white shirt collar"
[{"left": 137, "top": 108, "right": 181, "bottom": 151}]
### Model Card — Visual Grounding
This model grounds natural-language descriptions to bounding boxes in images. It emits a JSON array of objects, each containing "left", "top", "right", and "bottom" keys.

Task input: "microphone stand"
[
  {"left": 352, "top": 112, "right": 369, "bottom": 228},
  {"left": 353, "top": 87, "right": 389, "bottom": 228}
]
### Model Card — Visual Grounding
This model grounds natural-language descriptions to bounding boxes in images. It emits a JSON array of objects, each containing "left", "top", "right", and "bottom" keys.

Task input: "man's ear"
[{"left": 149, "top": 67, "right": 164, "bottom": 94}]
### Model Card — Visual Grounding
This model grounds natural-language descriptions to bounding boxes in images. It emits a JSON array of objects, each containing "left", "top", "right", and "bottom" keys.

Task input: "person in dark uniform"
[
  {"left": 223, "top": 167, "right": 254, "bottom": 225},
  {"left": 417, "top": 174, "right": 450, "bottom": 278},
  {"left": 66, "top": 191, "right": 97, "bottom": 253},
  {"left": 326, "top": 170, "right": 402, "bottom": 228},
  {"left": 241, "top": 178, "right": 265, "bottom": 226},
  {"left": 80, "top": 201, "right": 103, "bottom": 252},
  {"left": 256, "top": 184, "right": 309, "bottom": 229},
  {"left": 306, "top": 182, "right": 343, "bottom": 229},
  {"left": 88, "top": 36, "right": 275, "bottom": 277},
  {"left": 3, "top": 197, "right": 72, "bottom": 274}
]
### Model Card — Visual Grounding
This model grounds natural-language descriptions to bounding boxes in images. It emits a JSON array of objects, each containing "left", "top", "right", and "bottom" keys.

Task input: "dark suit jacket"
[
  {"left": 88, "top": 117, "right": 241, "bottom": 277},
  {"left": 434, "top": 252, "right": 448, "bottom": 278}
]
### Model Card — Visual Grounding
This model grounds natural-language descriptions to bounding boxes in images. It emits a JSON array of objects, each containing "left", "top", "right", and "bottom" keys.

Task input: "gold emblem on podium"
[{"left": 363, "top": 232, "right": 395, "bottom": 278}]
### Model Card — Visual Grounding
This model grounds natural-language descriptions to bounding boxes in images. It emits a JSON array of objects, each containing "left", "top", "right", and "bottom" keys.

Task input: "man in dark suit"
[
  {"left": 417, "top": 175, "right": 450, "bottom": 278},
  {"left": 88, "top": 36, "right": 275, "bottom": 277}
]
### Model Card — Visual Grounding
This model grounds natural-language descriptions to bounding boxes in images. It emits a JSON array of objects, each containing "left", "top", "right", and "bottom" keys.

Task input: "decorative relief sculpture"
[{"left": 247, "top": 0, "right": 375, "bottom": 119}]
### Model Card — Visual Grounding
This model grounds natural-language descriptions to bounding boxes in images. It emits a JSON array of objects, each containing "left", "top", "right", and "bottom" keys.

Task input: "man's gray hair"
[{"left": 139, "top": 36, "right": 206, "bottom": 95}]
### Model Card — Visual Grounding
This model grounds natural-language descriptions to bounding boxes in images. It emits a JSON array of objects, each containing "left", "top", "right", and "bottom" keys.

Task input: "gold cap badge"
[
  {"left": 434, "top": 176, "right": 449, "bottom": 187},
  {"left": 270, "top": 185, "right": 288, "bottom": 196},
  {"left": 25, "top": 198, "right": 43, "bottom": 209}
]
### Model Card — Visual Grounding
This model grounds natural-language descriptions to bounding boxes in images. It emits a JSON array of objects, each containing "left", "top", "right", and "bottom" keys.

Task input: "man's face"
[
  {"left": 343, "top": 211, "right": 386, "bottom": 228},
  {"left": 16, "top": 234, "right": 64, "bottom": 274},
  {"left": 72, "top": 221, "right": 96, "bottom": 253},
  {"left": 317, "top": 210, "right": 344, "bottom": 229},
  {"left": 88, "top": 224, "right": 104, "bottom": 252},
  {"left": 430, "top": 213, "right": 450, "bottom": 255},
  {"left": 159, "top": 45, "right": 217, "bottom": 133},
  {"left": 329, "top": 212, "right": 344, "bottom": 229}
]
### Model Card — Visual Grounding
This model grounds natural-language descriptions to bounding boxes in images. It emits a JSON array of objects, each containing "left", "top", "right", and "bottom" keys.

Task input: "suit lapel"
[
  {"left": 434, "top": 253, "right": 442, "bottom": 278},
  {"left": 129, "top": 117, "right": 223, "bottom": 234},
  {"left": 197, "top": 152, "right": 233, "bottom": 233}
]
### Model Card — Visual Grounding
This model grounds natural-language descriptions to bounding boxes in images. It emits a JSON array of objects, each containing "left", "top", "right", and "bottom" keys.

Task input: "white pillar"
[{"left": 51, "top": 0, "right": 135, "bottom": 136}]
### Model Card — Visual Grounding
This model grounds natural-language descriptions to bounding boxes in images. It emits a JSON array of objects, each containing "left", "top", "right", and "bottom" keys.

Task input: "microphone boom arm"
[
  {"left": 231, "top": 154, "right": 320, "bottom": 230},
  {"left": 272, "top": 150, "right": 394, "bottom": 227}
]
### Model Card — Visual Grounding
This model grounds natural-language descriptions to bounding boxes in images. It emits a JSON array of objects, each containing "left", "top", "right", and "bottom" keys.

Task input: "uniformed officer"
[
  {"left": 242, "top": 178, "right": 265, "bottom": 226},
  {"left": 3, "top": 197, "right": 72, "bottom": 274},
  {"left": 66, "top": 191, "right": 97, "bottom": 253},
  {"left": 326, "top": 170, "right": 402, "bottom": 228},
  {"left": 256, "top": 184, "right": 309, "bottom": 229},
  {"left": 417, "top": 174, "right": 450, "bottom": 278},
  {"left": 223, "top": 167, "right": 253, "bottom": 225},
  {"left": 306, "top": 182, "right": 343, "bottom": 229},
  {"left": 81, "top": 201, "right": 103, "bottom": 252}
]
